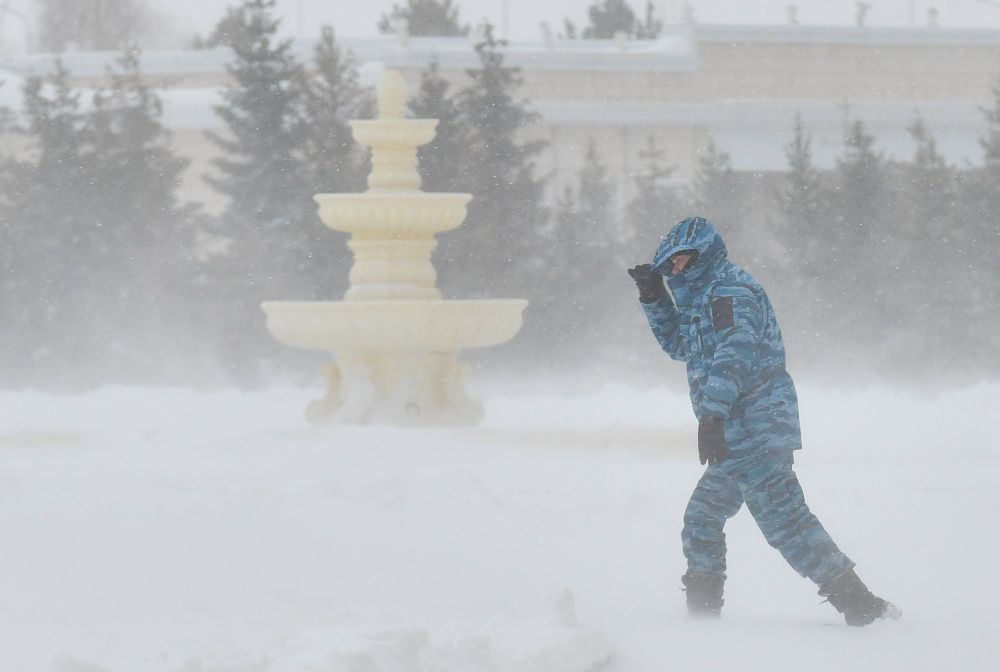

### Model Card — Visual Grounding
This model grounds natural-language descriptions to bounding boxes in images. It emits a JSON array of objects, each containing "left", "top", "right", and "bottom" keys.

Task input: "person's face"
[{"left": 671, "top": 252, "right": 695, "bottom": 275}]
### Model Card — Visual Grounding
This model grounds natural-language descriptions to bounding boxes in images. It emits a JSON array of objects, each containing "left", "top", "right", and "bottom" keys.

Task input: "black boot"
[
  {"left": 818, "top": 569, "right": 901, "bottom": 626},
  {"left": 681, "top": 572, "right": 724, "bottom": 617}
]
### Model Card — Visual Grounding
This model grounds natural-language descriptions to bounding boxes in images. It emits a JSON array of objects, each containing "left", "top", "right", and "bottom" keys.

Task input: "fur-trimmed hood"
[{"left": 650, "top": 216, "right": 728, "bottom": 288}]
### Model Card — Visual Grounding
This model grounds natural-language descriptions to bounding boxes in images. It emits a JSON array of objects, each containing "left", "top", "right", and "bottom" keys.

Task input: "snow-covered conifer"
[
  {"left": 625, "top": 135, "right": 680, "bottom": 258},
  {"left": 377, "top": 0, "right": 470, "bottom": 37},
  {"left": 954, "top": 82, "right": 1000, "bottom": 374},
  {"left": 301, "top": 26, "right": 372, "bottom": 197},
  {"left": 298, "top": 25, "right": 374, "bottom": 300},
  {"left": 438, "top": 22, "right": 548, "bottom": 299},
  {"left": 543, "top": 138, "right": 620, "bottom": 361},
  {"left": 193, "top": 3, "right": 254, "bottom": 50},
  {"left": 825, "top": 117, "right": 894, "bottom": 365},
  {"left": 85, "top": 48, "right": 203, "bottom": 383},
  {"left": 38, "top": 0, "right": 150, "bottom": 52},
  {"left": 775, "top": 114, "right": 825, "bottom": 283},
  {"left": 685, "top": 139, "right": 755, "bottom": 260},
  {"left": 8, "top": 62, "right": 96, "bottom": 386},
  {"left": 409, "top": 59, "right": 467, "bottom": 193},
  {"left": 205, "top": 0, "right": 311, "bottom": 380},
  {"left": 831, "top": 119, "right": 885, "bottom": 250},
  {"left": 635, "top": 2, "right": 664, "bottom": 39},
  {"left": 582, "top": 0, "right": 638, "bottom": 39}
]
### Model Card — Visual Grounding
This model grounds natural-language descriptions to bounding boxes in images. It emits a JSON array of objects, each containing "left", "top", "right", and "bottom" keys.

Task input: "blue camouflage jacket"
[{"left": 641, "top": 217, "right": 802, "bottom": 454}]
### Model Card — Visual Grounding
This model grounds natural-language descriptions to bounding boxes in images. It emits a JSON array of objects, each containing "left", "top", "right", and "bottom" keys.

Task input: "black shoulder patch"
[{"left": 711, "top": 296, "right": 734, "bottom": 331}]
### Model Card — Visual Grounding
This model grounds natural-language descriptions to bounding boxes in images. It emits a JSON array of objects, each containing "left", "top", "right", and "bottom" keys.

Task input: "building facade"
[{"left": 2, "top": 23, "right": 999, "bottom": 213}]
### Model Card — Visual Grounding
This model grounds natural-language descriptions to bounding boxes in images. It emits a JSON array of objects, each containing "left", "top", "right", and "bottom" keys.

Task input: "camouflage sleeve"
[
  {"left": 700, "top": 285, "right": 764, "bottom": 418},
  {"left": 641, "top": 294, "right": 689, "bottom": 361}
]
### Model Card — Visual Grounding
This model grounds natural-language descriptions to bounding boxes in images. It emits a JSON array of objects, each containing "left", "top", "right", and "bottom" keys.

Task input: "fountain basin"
[
  {"left": 315, "top": 193, "right": 472, "bottom": 238},
  {"left": 262, "top": 299, "right": 528, "bottom": 353},
  {"left": 350, "top": 119, "right": 438, "bottom": 148}
]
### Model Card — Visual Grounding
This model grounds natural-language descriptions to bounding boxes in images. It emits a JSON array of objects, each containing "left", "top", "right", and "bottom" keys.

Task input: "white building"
[{"left": 1, "top": 22, "right": 998, "bottom": 212}]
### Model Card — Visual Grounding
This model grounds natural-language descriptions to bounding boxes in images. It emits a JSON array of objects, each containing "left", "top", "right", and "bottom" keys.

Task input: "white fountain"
[{"left": 262, "top": 70, "right": 528, "bottom": 426}]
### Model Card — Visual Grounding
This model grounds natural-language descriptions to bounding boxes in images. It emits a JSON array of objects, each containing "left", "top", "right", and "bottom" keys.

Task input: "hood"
[{"left": 650, "top": 216, "right": 728, "bottom": 285}]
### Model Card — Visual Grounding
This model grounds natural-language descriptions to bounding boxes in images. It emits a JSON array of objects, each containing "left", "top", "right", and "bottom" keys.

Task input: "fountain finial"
[
  {"left": 350, "top": 69, "right": 436, "bottom": 192},
  {"left": 377, "top": 70, "right": 407, "bottom": 119}
]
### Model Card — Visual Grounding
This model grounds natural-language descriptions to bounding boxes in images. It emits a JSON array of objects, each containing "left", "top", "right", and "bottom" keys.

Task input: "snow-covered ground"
[{"left": 1, "top": 381, "right": 998, "bottom": 671}]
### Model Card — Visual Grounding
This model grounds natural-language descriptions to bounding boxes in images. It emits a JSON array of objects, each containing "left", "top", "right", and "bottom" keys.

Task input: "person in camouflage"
[{"left": 628, "top": 216, "right": 900, "bottom": 626}]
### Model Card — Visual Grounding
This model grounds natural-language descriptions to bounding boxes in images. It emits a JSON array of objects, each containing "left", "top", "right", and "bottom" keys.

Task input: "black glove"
[
  {"left": 698, "top": 416, "right": 730, "bottom": 465},
  {"left": 627, "top": 263, "right": 666, "bottom": 304}
]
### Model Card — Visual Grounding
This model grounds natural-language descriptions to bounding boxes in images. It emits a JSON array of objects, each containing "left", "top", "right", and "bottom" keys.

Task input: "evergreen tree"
[
  {"left": 687, "top": 140, "right": 731, "bottom": 215},
  {"left": 545, "top": 184, "right": 586, "bottom": 348},
  {"left": 88, "top": 49, "right": 195, "bottom": 262},
  {"left": 441, "top": 22, "right": 548, "bottom": 300},
  {"left": 299, "top": 25, "right": 374, "bottom": 299},
  {"left": 775, "top": 114, "right": 825, "bottom": 282},
  {"left": 579, "top": 0, "right": 661, "bottom": 39},
  {"left": 576, "top": 138, "right": 617, "bottom": 253},
  {"left": 977, "top": 77, "right": 1000, "bottom": 176},
  {"left": 685, "top": 139, "right": 753, "bottom": 259},
  {"left": 0, "top": 85, "right": 20, "bottom": 381},
  {"left": 824, "top": 117, "right": 893, "bottom": 366},
  {"left": 205, "top": 0, "right": 310, "bottom": 380},
  {"left": 635, "top": 1, "right": 664, "bottom": 39},
  {"left": 6, "top": 61, "right": 96, "bottom": 386},
  {"left": 85, "top": 48, "right": 201, "bottom": 382},
  {"left": 301, "top": 26, "right": 371, "bottom": 196},
  {"left": 533, "top": 139, "right": 619, "bottom": 365},
  {"left": 769, "top": 114, "right": 829, "bottom": 372},
  {"left": 562, "top": 19, "right": 579, "bottom": 40},
  {"left": 830, "top": 119, "right": 885, "bottom": 250},
  {"left": 555, "top": 138, "right": 616, "bottom": 311},
  {"left": 38, "top": 0, "right": 150, "bottom": 51},
  {"left": 193, "top": 3, "right": 255, "bottom": 50},
  {"left": 559, "top": 138, "right": 620, "bottom": 357},
  {"left": 890, "top": 113, "right": 963, "bottom": 376},
  {"left": 377, "top": 0, "right": 470, "bottom": 36},
  {"left": 553, "top": 185, "right": 583, "bottom": 252},
  {"left": 956, "top": 80, "right": 1000, "bottom": 376},
  {"left": 409, "top": 59, "right": 468, "bottom": 193},
  {"left": 551, "top": 183, "right": 585, "bottom": 288},
  {"left": 625, "top": 135, "right": 680, "bottom": 259},
  {"left": 0, "top": 53, "right": 204, "bottom": 387},
  {"left": 582, "top": 0, "right": 637, "bottom": 39},
  {"left": 904, "top": 114, "right": 956, "bottom": 258}
]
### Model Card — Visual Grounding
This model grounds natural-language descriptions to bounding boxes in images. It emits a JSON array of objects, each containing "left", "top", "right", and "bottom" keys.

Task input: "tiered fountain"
[{"left": 262, "top": 70, "right": 528, "bottom": 426}]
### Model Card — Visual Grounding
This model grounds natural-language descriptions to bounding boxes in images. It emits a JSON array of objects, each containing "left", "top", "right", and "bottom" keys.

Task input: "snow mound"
[
  {"left": 136, "top": 617, "right": 611, "bottom": 672},
  {"left": 49, "top": 591, "right": 611, "bottom": 672}
]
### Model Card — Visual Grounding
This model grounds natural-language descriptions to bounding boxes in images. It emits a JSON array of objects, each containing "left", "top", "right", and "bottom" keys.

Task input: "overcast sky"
[{"left": 3, "top": 1, "right": 1000, "bottom": 52}]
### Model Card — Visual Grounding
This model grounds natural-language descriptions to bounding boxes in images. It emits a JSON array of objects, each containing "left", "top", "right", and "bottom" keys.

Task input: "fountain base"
[
  {"left": 305, "top": 351, "right": 482, "bottom": 426},
  {"left": 262, "top": 299, "right": 527, "bottom": 426}
]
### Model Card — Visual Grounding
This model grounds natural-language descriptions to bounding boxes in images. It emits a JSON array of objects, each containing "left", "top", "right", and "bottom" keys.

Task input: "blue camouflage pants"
[{"left": 681, "top": 449, "right": 854, "bottom": 586}]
